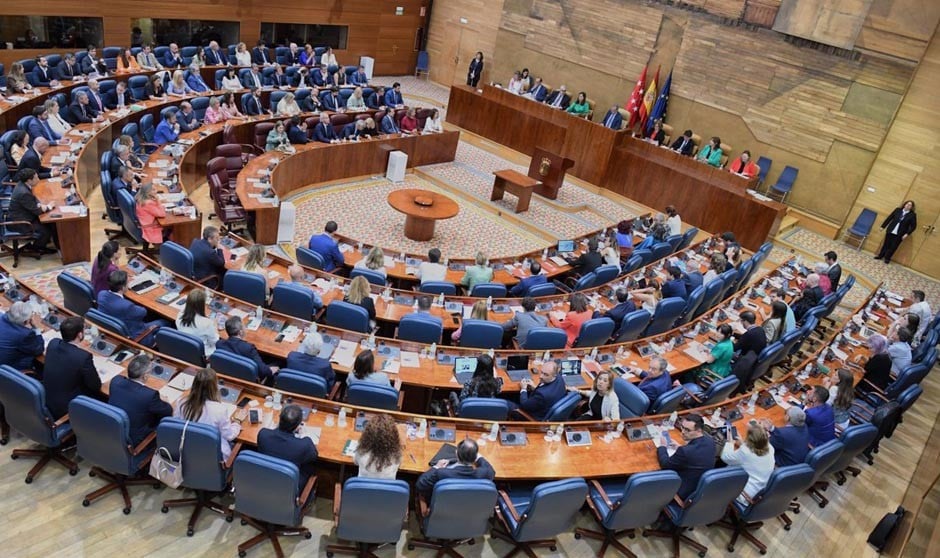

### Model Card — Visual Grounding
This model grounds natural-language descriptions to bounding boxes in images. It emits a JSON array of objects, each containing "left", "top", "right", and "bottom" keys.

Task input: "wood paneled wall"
[
  {"left": 0, "top": 0, "right": 428, "bottom": 74},
  {"left": 425, "top": 0, "right": 504, "bottom": 86},
  {"left": 857, "top": 0, "right": 940, "bottom": 62}
]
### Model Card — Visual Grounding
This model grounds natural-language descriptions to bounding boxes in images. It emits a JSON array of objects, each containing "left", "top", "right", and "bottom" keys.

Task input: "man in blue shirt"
[
  {"left": 26, "top": 106, "right": 61, "bottom": 145},
  {"left": 636, "top": 356, "right": 673, "bottom": 409},
  {"left": 524, "top": 77, "right": 548, "bottom": 102},
  {"left": 661, "top": 265, "right": 688, "bottom": 300},
  {"left": 0, "top": 301, "right": 44, "bottom": 371},
  {"left": 600, "top": 105, "right": 623, "bottom": 129},
  {"left": 804, "top": 386, "right": 835, "bottom": 447},
  {"left": 602, "top": 288, "right": 637, "bottom": 328},
  {"left": 177, "top": 101, "right": 201, "bottom": 132},
  {"left": 307, "top": 220, "right": 345, "bottom": 272},
  {"left": 515, "top": 360, "right": 566, "bottom": 420},
  {"left": 762, "top": 408, "right": 810, "bottom": 467},
  {"left": 509, "top": 261, "right": 547, "bottom": 297},
  {"left": 349, "top": 65, "right": 369, "bottom": 86},
  {"left": 384, "top": 82, "right": 404, "bottom": 107},
  {"left": 153, "top": 111, "right": 180, "bottom": 145}
]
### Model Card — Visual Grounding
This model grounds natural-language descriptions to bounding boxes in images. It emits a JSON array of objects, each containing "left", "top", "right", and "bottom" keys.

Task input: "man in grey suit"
[{"left": 501, "top": 297, "right": 548, "bottom": 347}]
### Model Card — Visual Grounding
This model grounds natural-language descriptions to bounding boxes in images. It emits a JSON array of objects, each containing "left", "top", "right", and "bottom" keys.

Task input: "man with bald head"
[
  {"left": 86, "top": 78, "right": 106, "bottom": 114},
  {"left": 18, "top": 137, "right": 55, "bottom": 179},
  {"left": 514, "top": 360, "right": 566, "bottom": 420},
  {"left": 68, "top": 91, "right": 98, "bottom": 124},
  {"left": 761, "top": 407, "right": 810, "bottom": 467},
  {"left": 287, "top": 265, "right": 324, "bottom": 310}
]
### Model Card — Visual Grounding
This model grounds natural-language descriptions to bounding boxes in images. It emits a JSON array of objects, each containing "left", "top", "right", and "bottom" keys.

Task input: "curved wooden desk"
[{"left": 387, "top": 189, "right": 460, "bottom": 241}]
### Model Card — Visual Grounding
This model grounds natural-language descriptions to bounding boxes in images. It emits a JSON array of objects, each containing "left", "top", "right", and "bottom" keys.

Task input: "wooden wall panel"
[
  {"left": 856, "top": 0, "right": 940, "bottom": 62},
  {"left": 772, "top": 0, "right": 876, "bottom": 50},
  {"left": 426, "top": 0, "right": 504, "bottom": 86}
]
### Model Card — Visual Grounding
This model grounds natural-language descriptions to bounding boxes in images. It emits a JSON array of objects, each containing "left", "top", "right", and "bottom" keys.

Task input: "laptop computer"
[
  {"left": 560, "top": 359, "right": 586, "bottom": 387},
  {"left": 557, "top": 239, "right": 576, "bottom": 254},
  {"left": 506, "top": 355, "right": 532, "bottom": 382},
  {"left": 453, "top": 356, "right": 478, "bottom": 384}
]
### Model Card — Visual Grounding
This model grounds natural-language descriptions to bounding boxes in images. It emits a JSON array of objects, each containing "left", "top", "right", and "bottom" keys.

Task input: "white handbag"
[{"left": 149, "top": 420, "right": 188, "bottom": 488}]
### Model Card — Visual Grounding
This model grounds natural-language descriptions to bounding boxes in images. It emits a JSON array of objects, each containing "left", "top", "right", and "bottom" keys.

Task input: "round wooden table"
[{"left": 387, "top": 189, "right": 460, "bottom": 241}]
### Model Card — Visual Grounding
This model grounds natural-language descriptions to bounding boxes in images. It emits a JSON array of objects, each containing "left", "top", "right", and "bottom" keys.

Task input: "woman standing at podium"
[{"left": 467, "top": 52, "right": 484, "bottom": 87}]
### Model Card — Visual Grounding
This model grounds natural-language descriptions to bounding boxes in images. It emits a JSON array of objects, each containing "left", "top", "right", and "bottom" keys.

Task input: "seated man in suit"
[
  {"left": 287, "top": 265, "right": 324, "bottom": 310},
  {"left": 243, "top": 86, "right": 267, "bottom": 116},
  {"left": 176, "top": 101, "right": 201, "bottom": 132},
  {"left": 733, "top": 311, "right": 766, "bottom": 358},
  {"left": 110, "top": 165, "right": 136, "bottom": 200},
  {"left": 544, "top": 85, "right": 570, "bottom": 109},
  {"left": 96, "top": 270, "right": 168, "bottom": 346},
  {"left": 108, "top": 354, "right": 173, "bottom": 445},
  {"left": 0, "top": 301, "right": 44, "bottom": 371},
  {"left": 509, "top": 261, "right": 547, "bottom": 297},
  {"left": 163, "top": 43, "right": 185, "bottom": 69},
  {"left": 285, "top": 332, "right": 336, "bottom": 390},
  {"left": 204, "top": 41, "right": 228, "bottom": 66},
  {"left": 635, "top": 356, "right": 673, "bottom": 408},
  {"left": 307, "top": 220, "right": 345, "bottom": 271},
  {"left": 27, "top": 106, "right": 61, "bottom": 145},
  {"left": 656, "top": 413, "right": 716, "bottom": 499},
  {"left": 602, "top": 288, "right": 637, "bottom": 328},
  {"left": 80, "top": 45, "right": 108, "bottom": 75},
  {"left": 312, "top": 64, "right": 333, "bottom": 87},
  {"left": 501, "top": 296, "right": 548, "bottom": 347},
  {"left": 216, "top": 317, "right": 276, "bottom": 385},
  {"left": 416, "top": 248, "right": 447, "bottom": 284},
  {"left": 42, "top": 316, "right": 102, "bottom": 418},
  {"left": 56, "top": 53, "right": 80, "bottom": 80},
  {"left": 670, "top": 129, "right": 695, "bottom": 156},
  {"left": 384, "top": 82, "right": 404, "bottom": 108},
  {"left": 242, "top": 64, "right": 265, "bottom": 90},
  {"left": 349, "top": 65, "right": 369, "bottom": 86},
  {"left": 191, "top": 226, "right": 229, "bottom": 289},
  {"left": 257, "top": 404, "right": 318, "bottom": 494},
  {"left": 515, "top": 360, "right": 566, "bottom": 420},
  {"left": 760, "top": 408, "right": 810, "bottom": 467},
  {"left": 416, "top": 438, "right": 495, "bottom": 498},
  {"left": 524, "top": 77, "right": 548, "bottom": 102},
  {"left": 68, "top": 91, "right": 99, "bottom": 125},
  {"left": 321, "top": 86, "right": 344, "bottom": 111},
  {"left": 185, "top": 69, "right": 211, "bottom": 93},
  {"left": 661, "top": 265, "right": 689, "bottom": 300},
  {"left": 287, "top": 116, "right": 309, "bottom": 144},
  {"left": 600, "top": 104, "right": 623, "bottom": 129},
  {"left": 804, "top": 385, "right": 836, "bottom": 447},
  {"left": 379, "top": 109, "right": 401, "bottom": 135},
  {"left": 105, "top": 80, "right": 135, "bottom": 110},
  {"left": 410, "top": 295, "right": 443, "bottom": 329},
  {"left": 85, "top": 79, "right": 107, "bottom": 114},
  {"left": 366, "top": 86, "right": 386, "bottom": 110},
  {"left": 682, "top": 268, "right": 704, "bottom": 294},
  {"left": 567, "top": 238, "right": 602, "bottom": 276},
  {"left": 32, "top": 56, "right": 59, "bottom": 87},
  {"left": 312, "top": 113, "right": 338, "bottom": 144},
  {"left": 8, "top": 168, "right": 57, "bottom": 252},
  {"left": 251, "top": 41, "right": 272, "bottom": 66},
  {"left": 153, "top": 111, "right": 180, "bottom": 145}
]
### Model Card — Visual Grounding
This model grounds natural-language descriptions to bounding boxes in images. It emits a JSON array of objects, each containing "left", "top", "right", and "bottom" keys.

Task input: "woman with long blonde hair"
[
  {"left": 452, "top": 299, "right": 489, "bottom": 343},
  {"left": 344, "top": 275, "right": 376, "bottom": 324},
  {"left": 354, "top": 246, "right": 387, "bottom": 278}
]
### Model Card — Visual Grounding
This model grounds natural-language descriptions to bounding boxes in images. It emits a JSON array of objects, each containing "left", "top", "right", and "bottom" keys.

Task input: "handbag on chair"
[{"left": 149, "top": 420, "right": 188, "bottom": 488}]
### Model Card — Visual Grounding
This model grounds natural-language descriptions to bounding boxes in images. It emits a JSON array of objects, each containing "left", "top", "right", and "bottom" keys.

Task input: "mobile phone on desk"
[
  {"left": 248, "top": 409, "right": 260, "bottom": 424},
  {"left": 237, "top": 396, "right": 251, "bottom": 408}
]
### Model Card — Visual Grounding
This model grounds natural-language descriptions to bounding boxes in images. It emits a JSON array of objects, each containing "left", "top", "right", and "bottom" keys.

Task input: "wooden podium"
[{"left": 527, "top": 147, "right": 574, "bottom": 200}]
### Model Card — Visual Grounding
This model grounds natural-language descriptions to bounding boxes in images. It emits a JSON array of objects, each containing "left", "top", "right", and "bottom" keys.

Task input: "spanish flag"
[{"left": 638, "top": 66, "right": 659, "bottom": 129}]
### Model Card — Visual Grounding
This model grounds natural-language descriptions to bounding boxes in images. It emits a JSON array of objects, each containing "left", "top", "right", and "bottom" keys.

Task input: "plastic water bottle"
[
  {"left": 367, "top": 332, "right": 376, "bottom": 349},
  {"left": 486, "top": 296, "right": 493, "bottom": 311},
  {"left": 543, "top": 350, "right": 551, "bottom": 363},
  {"left": 711, "top": 408, "right": 722, "bottom": 425},
  {"left": 542, "top": 248, "right": 548, "bottom": 261},
  {"left": 416, "top": 418, "right": 427, "bottom": 439},
  {"left": 437, "top": 292, "right": 445, "bottom": 307},
  {"left": 489, "top": 422, "right": 499, "bottom": 441},
  {"left": 589, "top": 347, "right": 598, "bottom": 362},
  {"left": 488, "top": 348, "right": 495, "bottom": 359},
  {"left": 337, "top": 407, "right": 347, "bottom": 427},
  {"left": 399, "top": 252, "right": 405, "bottom": 263},
  {"left": 412, "top": 299, "right": 419, "bottom": 312},
  {"left": 429, "top": 343, "right": 437, "bottom": 359},
  {"left": 255, "top": 305, "right": 263, "bottom": 320}
]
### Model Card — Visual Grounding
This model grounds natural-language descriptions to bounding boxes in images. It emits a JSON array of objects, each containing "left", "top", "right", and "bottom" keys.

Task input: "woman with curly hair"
[{"left": 353, "top": 414, "right": 402, "bottom": 479}]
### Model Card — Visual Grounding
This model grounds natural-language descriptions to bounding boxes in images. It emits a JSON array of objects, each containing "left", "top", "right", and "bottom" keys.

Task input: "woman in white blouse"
[
  {"left": 353, "top": 414, "right": 402, "bottom": 479},
  {"left": 346, "top": 87, "right": 366, "bottom": 110},
  {"left": 665, "top": 205, "right": 682, "bottom": 236},
  {"left": 507, "top": 71, "right": 523, "bottom": 94},
  {"left": 320, "top": 47, "right": 338, "bottom": 68},
  {"left": 173, "top": 367, "right": 241, "bottom": 460},
  {"left": 423, "top": 108, "right": 443, "bottom": 133},
  {"left": 44, "top": 100, "right": 72, "bottom": 136},
  {"left": 175, "top": 289, "right": 219, "bottom": 357},
  {"left": 353, "top": 246, "right": 388, "bottom": 278},
  {"left": 220, "top": 67, "right": 242, "bottom": 92},
  {"left": 276, "top": 92, "right": 301, "bottom": 116},
  {"left": 234, "top": 42, "right": 251, "bottom": 66},
  {"left": 720, "top": 422, "right": 776, "bottom": 502}
]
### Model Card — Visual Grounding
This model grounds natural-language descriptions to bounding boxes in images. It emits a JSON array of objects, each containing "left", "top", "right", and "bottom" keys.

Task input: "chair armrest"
[
  {"left": 672, "top": 494, "right": 687, "bottom": 509},
  {"left": 332, "top": 483, "right": 342, "bottom": 527},
  {"left": 327, "top": 382, "right": 341, "bottom": 401},
  {"left": 497, "top": 489, "right": 521, "bottom": 522},
  {"left": 132, "top": 324, "right": 162, "bottom": 345},
  {"left": 52, "top": 413, "right": 71, "bottom": 428},
  {"left": 512, "top": 408, "right": 536, "bottom": 421},
  {"left": 511, "top": 338, "right": 521, "bottom": 350},
  {"left": 298, "top": 474, "right": 317, "bottom": 510},
  {"left": 194, "top": 273, "right": 219, "bottom": 286},
  {"left": 857, "top": 378, "right": 886, "bottom": 396},
  {"left": 130, "top": 431, "right": 157, "bottom": 456},
  {"left": 396, "top": 390, "right": 405, "bottom": 410},
  {"left": 679, "top": 384, "right": 702, "bottom": 403},
  {"left": 445, "top": 397, "right": 457, "bottom": 418},
  {"left": 224, "top": 442, "right": 243, "bottom": 469},
  {"left": 589, "top": 479, "right": 617, "bottom": 510}
]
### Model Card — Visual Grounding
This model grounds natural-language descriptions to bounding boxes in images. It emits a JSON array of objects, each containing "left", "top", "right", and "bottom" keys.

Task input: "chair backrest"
[
  {"left": 898, "top": 384, "right": 924, "bottom": 415},
  {"left": 849, "top": 208, "right": 877, "bottom": 236},
  {"left": 223, "top": 270, "right": 268, "bottom": 307},
  {"left": 746, "top": 341, "right": 787, "bottom": 388},
  {"left": 614, "top": 309, "right": 652, "bottom": 342},
  {"left": 274, "top": 369, "right": 330, "bottom": 398},
  {"left": 824, "top": 423, "right": 878, "bottom": 476},
  {"left": 675, "top": 285, "right": 706, "bottom": 326},
  {"left": 673, "top": 467, "right": 749, "bottom": 527},
  {"left": 773, "top": 166, "right": 798, "bottom": 191},
  {"left": 233, "top": 450, "right": 305, "bottom": 527},
  {"left": 68, "top": 396, "right": 136, "bottom": 475},
  {"left": 335, "top": 477, "right": 411, "bottom": 543},
  {"left": 156, "top": 328, "right": 206, "bottom": 366},
  {"left": 623, "top": 254, "right": 644, "bottom": 274},
  {"left": 156, "top": 418, "right": 226, "bottom": 492},
  {"left": 698, "top": 376, "right": 740, "bottom": 407},
  {"left": 649, "top": 386, "right": 685, "bottom": 415},
  {"left": 57, "top": 272, "right": 95, "bottom": 315},
  {"left": 632, "top": 249, "right": 653, "bottom": 266},
  {"left": 649, "top": 242, "right": 672, "bottom": 262},
  {"left": 270, "top": 283, "right": 317, "bottom": 321},
  {"left": 507, "top": 478, "right": 588, "bottom": 542},
  {"left": 677, "top": 227, "right": 699, "bottom": 251},
  {"left": 602, "top": 470, "right": 682, "bottom": 531},
  {"left": 469, "top": 283, "right": 507, "bottom": 298},
  {"left": 755, "top": 156, "right": 772, "bottom": 183},
  {"left": 457, "top": 397, "right": 511, "bottom": 420},
  {"left": 159, "top": 241, "right": 195, "bottom": 279},
  {"left": 418, "top": 282, "right": 457, "bottom": 295},
  {"left": 593, "top": 265, "right": 620, "bottom": 285},
  {"left": 644, "top": 297, "right": 686, "bottom": 336},
  {"left": 209, "top": 350, "right": 260, "bottom": 383},
  {"left": 253, "top": 122, "right": 274, "bottom": 150},
  {"left": 613, "top": 377, "right": 650, "bottom": 418},
  {"left": 572, "top": 272, "right": 597, "bottom": 291},
  {"left": 349, "top": 267, "right": 387, "bottom": 286},
  {"left": 573, "top": 317, "right": 616, "bottom": 348},
  {"left": 0, "top": 365, "right": 61, "bottom": 447},
  {"left": 398, "top": 314, "right": 444, "bottom": 344},
  {"left": 116, "top": 189, "right": 143, "bottom": 244},
  {"left": 139, "top": 113, "right": 156, "bottom": 142},
  {"left": 543, "top": 392, "right": 582, "bottom": 421},
  {"left": 521, "top": 327, "right": 568, "bottom": 350},
  {"left": 325, "top": 301, "right": 370, "bottom": 333},
  {"left": 190, "top": 95, "right": 210, "bottom": 120},
  {"left": 739, "top": 464, "right": 816, "bottom": 523},
  {"left": 527, "top": 282, "right": 556, "bottom": 297},
  {"left": 665, "top": 234, "right": 683, "bottom": 252},
  {"left": 424, "top": 478, "right": 497, "bottom": 539},
  {"left": 269, "top": 90, "right": 286, "bottom": 113},
  {"left": 85, "top": 308, "right": 131, "bottom": 337},
  {"left": 459, "top": 319, "right": 503, "bottom": 349},
  {"left": 695, "top": 278, "right": 726, "bottom": 318},
  {"left": 296, "top": 246, "right": 326, "bottom": 270},
  {"left": 734, "top": 259, "right": 755, "bottom": 292},
  {"left": 346, "top": 382, "right": 400, "bottom": 411},
  {"left": 128, "top": 75, "right": 149, "bottom": 99},
  {"left": 717, "top": 268, "right": 741, "bottom": 301},
  {"left": 805, "top": 439, "right": 845, "bottom": 484}
]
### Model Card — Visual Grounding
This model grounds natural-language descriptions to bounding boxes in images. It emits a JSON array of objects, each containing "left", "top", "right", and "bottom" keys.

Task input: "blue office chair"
[
  {"left": 419, "top": 281, "right": 458, "bottom": 295},
  {"left": 325, "top": 301, "right": 370, "bottom": 333},
  {"left": 68, "top": 396, "right": 159, "bottom": 514},
  {"left": 535, "top": 391, "right": 581, "bottom": 422},
  {"left": 269, "top": 89, "right": 287, "bottom": 113},
  {"left": 346, "top": 383, "right": 402, "bottom": 411},
  {"left": 594, "top": 265, "right": 620, "bottom": 286},
  {"left": 570, "top": 272, "right": 597, "bottom": 292},
  {"left": 349, "top": 267, "right": 386, "bottom": 286},
  {"left": 632, "top": 249, "right": 654, "bottom": 266},
  {"left": 643, "top": 297, "right": 686, "bottom": 337},
  {"left": 733, "top": 259, "right": 754, "bottom": 292},
  {"left": 0, "top": 365, "right": 78, "bottom": 483},
  {"left": 527, "top": 282, "right": 556, "bottom": 297},
  {"left": 268, "top": 283, "right": 318, "bottom": 321},
  {"left": 156, "top": 418, "right": 233, "bottom": 536},
  {"left": 409, "top": 479, "right": 497, "bottom": 555},
  {"left": 84, "top": 308, "right": 158, "bottom": 346},
  {"left": 768, "top": 166, "right": 798, "bottom": 202},
  {"left": 643, "top": 467, "right": 749, "bottom": 557},
  {"left": 296, "top": 246, "right": 326, "bottom": 270},
  {"left": 414, "top": 50, "right": 430, "bottom": 79},
  {"left": 897, "top": 384, "right": 924, "bottom": 425},
  {"left": 573, "top": 317, "right": 616, "bottom": 348},
  {"left": 456, "top": 398, "right": 511, "bottom": 420},
  {"left": 398, "top": 314, "right": 444, "bottom": 344},
  {"left": 649, "top": 242, "right": 673, "bottom": 262},
  {"left": 677, "top": 228, "right": 699, "bottom": 251},
  {"left": 843, "top": 208, "right": 877, "bottom": 250},
  {"left": 613, "top": 309, "right": 651, "bottom": 342},
  {"left": 755, "top": 156, "right": 772, "bottom": 186},
  {"left": 57, "top": 272, "right": 95, "bottom": 315},
  {"left": 214, "top": 68, "right": 228, "bottom": 89},
  {"left": 648, "top": 386, "right": 685, "bottom": 415},
  {"left": 493, "top": 478, "right": 589, "bottom": 556},
  {"left": 694, "top": 278, "right": 726, "bottom": 318},
  {"left": 116, "top": 189, "right": 146, "bottom": 247},
  {"left": 159, "top": 241, "right": 216, "bottom": 284},
  {"left": 190, "top": 96, "right": 210, "bottom": 121},
  {"left": 209, "top": 350, "right": 261, "bottom": 383},
  {"left": 470, "top": 282, "right": 507, "bottom": 298},
  {"left": 139, "top": 113, "right": 157, "bottom": 143},
  {"left": 127, "top": 75, "right": 149, "bottom": 100},
  {"left": 665, "top": 234, "right": 684, "bottom": 253},
  {"left": 717, "top": 268, "right": 741, "bottom": 301},
  {"left": 611, "top": 378, "right": 649, "bottom": 419},
  {"left": 223, "top": 270, "right": 268, "bottom": 307},
  {"left": 714, "top": 464, "right": 816, "bottom": 553},
  {"left": 231, "top": 450, "right": 316, "bottom": 557},
  {"left": 675, "top": 285, "right": 706, "bottom": 326},
  {"left": 326, "top": 477, "right": 411, "bottom": 557},
  {"left": 816, "top": 423, "right": 879, "bottom": 491},
  {"left": 742, "top": 341, "right": 787, "bottom": 394},
  {"left": 275, "top": 369, "right": 336, "bottom": 400},
  {"left": 682, "top": 375, "right": 739, "bottom": 408},
  {"left": 156, "top": 328, "right": 206, "bottom": 367},
  {"left": 458, "top": 319, "right": 503, "bottom": 349},
  {"left": 623, "top": 254, "right": 644, "bottom": 274},
  {"left": 520, "top": 327, "right": 567, "bottom": 350},
  {"left": 798, "top": 439, "right": 845, "bottom": 509},
  {"left": 577, "top": 471, "right": 682, "bottom": 556}
]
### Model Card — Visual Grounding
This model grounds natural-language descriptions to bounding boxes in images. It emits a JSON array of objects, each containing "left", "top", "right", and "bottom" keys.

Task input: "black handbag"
[{"left": 867, "top": 505, "right": 905, "bottom": 552}]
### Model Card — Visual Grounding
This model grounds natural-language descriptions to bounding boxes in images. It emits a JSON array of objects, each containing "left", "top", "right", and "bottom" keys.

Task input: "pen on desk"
[{"left": 409, "top": 453, "right": 417, "bottom": 464}]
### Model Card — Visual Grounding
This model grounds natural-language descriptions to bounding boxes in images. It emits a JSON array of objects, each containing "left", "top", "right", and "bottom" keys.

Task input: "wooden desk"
[
  {"left": 33, "top": 154, "right": 91, "bottom": 264},
  {"left": 491, "top": 169, "right": 539, "bottom": 213},
  {"left": 387, "top": 189, "right": 460, "bottom": 241}
]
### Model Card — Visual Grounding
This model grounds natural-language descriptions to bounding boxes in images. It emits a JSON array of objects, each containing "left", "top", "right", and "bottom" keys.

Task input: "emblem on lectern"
[{"left": 538, "top": 157, "right": 551, "bottom": 176}]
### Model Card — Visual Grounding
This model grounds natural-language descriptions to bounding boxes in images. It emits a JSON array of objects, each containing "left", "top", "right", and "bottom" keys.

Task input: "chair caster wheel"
[
  {"left": 10, "top": 454, "right": 18, "bottom": 460},
  {"left": 837, "top": 480, "right": 845, "bottom": 486},
  {"left": 82, "top": 499, "right": 90, "bottom": 507},
  {"left": 226, "top": 514, "right": 234, "bottom": 522},
  {"left": 89, "top": 471, "right": 97, "bottom": 477},
  {"left": 819, "top": 502, "right": 827, "bottom": 509},
  {"left": 728, "top": 545, "right": 734, "bottom": 552},
  {"left": 784, "top": 524, "right": 791, "bottom": 531},
  {"left": 468, "top": 539, "right": 475, "bottom": 545},
  {"left": 123, "top": 507, "right": 131, "bottom": 515},
  {"left": 153, "top": 483, "right": 162, "bottom": 489},
  {"left": 304, "top": 532, "right": 312, "bottom": 539},
  {"left": 698, "top": 551, "right": 706, "bottom": 557},
  {"left": 69, "top": 468, "right": 79, "bottom": 476},
  {"left": 241, "top": 519, "right": 247, "bottom": 525},
  {"left": 327, "top": 553, "right": 334, "bottom": 557},
  {"left": 0, "top": 437, "right": 8, "bottom": 445},
  {"left": 25, "top": 476, "right": 33, "bottom": 484},
  {"left": 760, "top": 550, "right": 767, "bottom": 555},
  {"left": 550, "top": 545, "right": 557, "bottom": 551},
  {"left": 239, "top": 551, "right": 246, "bottom": 557},
  {"left": 161, "top": 506, "right": 169, "bottom": 513},
  {"left": 187, "top": 529, "right": 194, "bottom": 537},
  {"left": 407, "top": 544, "right": 414, "bottom": 551},
  {"left": 574, "top": 533, "right": 581, "bottom": 539}
]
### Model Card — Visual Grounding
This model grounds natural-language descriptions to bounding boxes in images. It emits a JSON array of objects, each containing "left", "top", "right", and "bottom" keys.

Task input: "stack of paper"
[
  {"left": 331, "top": 340, "right": 358, "bottom": 368},
  {"left": 159, "top": 386, "right": 185, "bottom": 405},
  {"left": 93, "top": 356, "right": 125, "bottom": 384}
]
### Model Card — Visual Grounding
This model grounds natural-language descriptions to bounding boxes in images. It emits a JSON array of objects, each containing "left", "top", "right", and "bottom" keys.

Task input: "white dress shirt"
[
  {"left": 173, "top": 398, "right": 242, "bottom": 460},
  {"left": 175, "top": 313, "right": 219, "bottom": 356}
]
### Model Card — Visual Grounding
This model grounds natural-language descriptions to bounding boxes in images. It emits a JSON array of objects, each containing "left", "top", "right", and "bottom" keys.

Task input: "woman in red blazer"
[
  {"left": 728, "top": 150, "right": 759, "bottom": 177},
  {"left": 550, "top": 292, "right": 594, "bottom": 348}
]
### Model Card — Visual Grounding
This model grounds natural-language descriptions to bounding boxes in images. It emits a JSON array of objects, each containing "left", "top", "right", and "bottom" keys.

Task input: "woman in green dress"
[
  {"left": 566, "top": 91, "right": 591, "bottom": 117},
  {"left": 702, "top": 324, "right": 735, "bottom": 378},
  {"left": 696, "top": 136, "right": 723, "bottom": 167}
]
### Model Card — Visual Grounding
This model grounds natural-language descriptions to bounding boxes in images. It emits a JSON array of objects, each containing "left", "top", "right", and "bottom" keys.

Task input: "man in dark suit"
[
  {"left": 602, "top": 288, "right": 637, "bottom": 328},
  {"left": 670, "top": 130, "right": 695, "bottom": 156},
  {"left": 31, "top": 56, "right": 58, "bottom": 87},
  {"left": 204, "top": 41, "right": 228, "bottom": 66},
  {"left": 177, "top": 101, "right": 201, "bottom": 132},
  {"left": 636, "top": 356, "right": 673, "bottom": 407},
  {"left": 257, "top": 404, "right": 318, "bottom": 493},
  {"left": 242, "top": 65, "right": 264, "bottom": 90},
  {"left": 267, "top": 67, "right": 290, "bottom": 88},
  {"left": 384, "top": 82, "right": 404, "bottom": 107},
  {"left": 79, "top": 45, "right": 108, "bottom": 75},
  {"left": 656, "top": 413, "right": 716, "bottom": 499},
  {"left": 379, "top": 109, "right": 401, "bottom": 135},
  {"left": 312, "top": 65, "right": 333, "bottom": 87},
  {"left": 544, "top": 85, "right": 570, "bottom": 109},
  {"left": 7, "top": 168, "right": 56, "bottom": 252},
  {"left": 105, "top": 81, "right": 135, "bottom": 110},
  {"left": 163, "top": 43, "right": 185, "bottom": 69},
  {"left": 57, "top": 53, "right": 80, "bottom": 80},
  {"left": 26, "top": 106, "right": 61, "bottom": 145},
  {"left": 191, "top": 226, "right": 229, "bottom": 288},
  {"left": 366, "top": 86, "right": 386, "bottom": 110},
  {"left": 416, "top": 438, "right": 496, "bottom": 498},
  {"left": 242, "top": 87, "right": 265, "bottom": 116},
  {"left": 761, "top": 408, "right": 810, "bottom": 467},
  {"left": 515, "top": 360, "right": 566, "bottom": 420},
  {"left": 86, "top": 79, "right": 107, "bottom": 114},
  {"left": 321, "top": 86, "right": 344, "bottom": 111},
  {"left": 733, "top": 311, "right": 766, "bottom": 358},
  {"left": 600, "top": 105, "right": 624, "bottom": 129},
  {"left": 824, "top": 251, "right": 841, "bottom": 290},
  {"left": 567, "top": 238, "right": 602, "bottom": 276},
  {"left": 287, "top": 116, "right": 309, "bottom": 144},
  {"left": 661, "top": 266, "right": 689, "bottom": 300},
  {"left": 18, "top": 138, "right": 55, "bottom": 179},
  {"left": 682, "top": 270, "right": 704, "bottom": 294},
  {"left": 349, "top": 65, "right": 369, "bottom": 86},
  {"left": 251, "top": 41, "right": 272, "bottom": 66},
  {"left": 42, "top": 317, "right": 102, "bottom": 418},
  {"left": 875, "top": 200, "right": 917, "bottom": 265},
  {"left": 524, "top": 77, "right": 548, "bottom": 102},
  {"left": 96, "top": 270, "right": 166, "bottom": 346},
  {"left": 68, "top": 91, "right": 98, "bottom": 125},
  {"left": 509, "top": 261, "right": 548, "bottom": 297},
  {"left": 0, "top": 301, "right": 44, "bottom": 371},
  {"left": 285, "top": 332, "right": 336, "bottom": 390},
  {"left": 313, "top": 113, "right": 338, "bottom": 143},
  {"left": 216, "top": 317, "right": 276, "bottom": 384},
  {"left": 110, "top": 165, "right": 136, "bottom": 200},
  {"left": 108, "top": 354, "right": 172, "bottom": 446}
]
